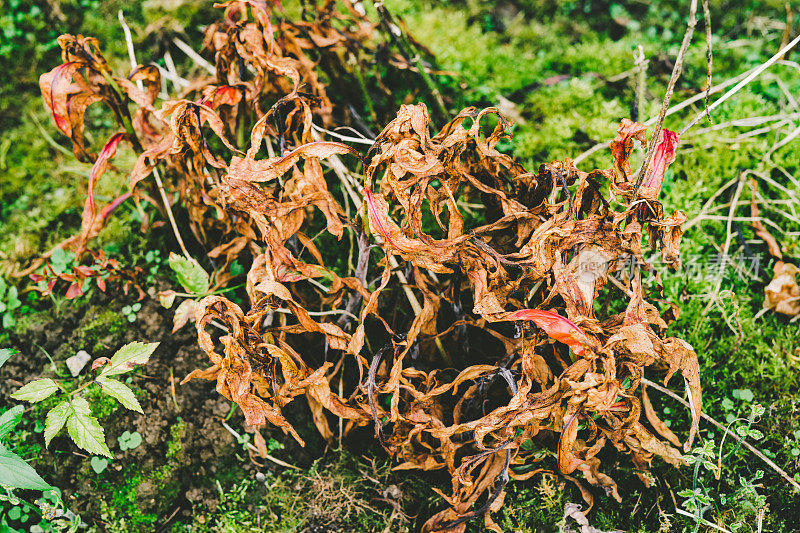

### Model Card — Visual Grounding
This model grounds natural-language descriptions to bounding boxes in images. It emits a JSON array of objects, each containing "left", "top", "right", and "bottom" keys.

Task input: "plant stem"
[
  {"left": 114, "top": 15, "right": 192, "bottom": 260},
  {"left": 153, "top": 166, "right": 191, "bottom": 259},
  {"left": 634, "top": 45, "right": 648, "bottom": 124},
  {"left": 632, "top": 0, "right": 698, "bottom": 199},
  {"left": 69, "top": 379, "right": 96, "bottom": 397}
]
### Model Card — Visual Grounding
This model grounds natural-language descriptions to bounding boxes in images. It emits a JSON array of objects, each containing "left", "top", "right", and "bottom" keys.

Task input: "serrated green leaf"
[
  {"left": 0, "top": 348, "right": 15, "bottom": 368},
  {"left": 168, "top": 252, "right": 209, "bottom": 295},
  {"left": 99, "top": 341, "right": 159, "bottom": 377},
  {"left": 0, "top": 446, "right": 50, "bottom": 490},
  {"left": 748, "top": 429, "right": 764, "bottom": 440},
  {"left": 0, "top": 405, "right": 24, "bottom": 439},
  {"left": 97, "top": 378, "right": 142, "bottom": 413},
  {"left": 10, "top": 378, "right": 58, "bottom": 403},
  {"left": 44, "top": 401, "right": 71, "bottom": 447},
  {"left": 65, "top": 398, "right": 112, "bottom": 458}
]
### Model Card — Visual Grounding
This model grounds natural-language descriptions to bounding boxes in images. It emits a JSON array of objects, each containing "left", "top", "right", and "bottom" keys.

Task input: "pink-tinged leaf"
[
  {"left": 172, "top": 299, "right": 197, "bottom": 333},
  {"left": 78, "top": 134, "right": 127, "bottom": 250},
  {"left": 74, "top": 265, "right": 94, "bottom": 277},
  {"left": 29, "top": 274, "right": 45, "bottom": 282},
  {"left": 46, "top": 279, "right": 58, "bottom": 294},
  {"left": 643, "top": 129, "right": 680, "bottom": 191},
  {"left": 39, "top": 62, "right": 80, "bottom": 136},
  {"left": 65, "top": 283, "right": 83, "bottom": 299},
  {"left": 363, "top": 187, "right": 399, "bottom": 249},
  {"left": 275, "top": 264, "right": 306, "bottom": 283},
  {"left": 509, "top": 309, "right": 586, "bottom": 356},
  {"left": 96, "top": 276, "right": 106, "bottom": 292},
  {"left": 200, "top": 85, "right": 242, "bottom": 108},
  {"left": 97, "top": 192, "right": 132, "bottom": 222}
]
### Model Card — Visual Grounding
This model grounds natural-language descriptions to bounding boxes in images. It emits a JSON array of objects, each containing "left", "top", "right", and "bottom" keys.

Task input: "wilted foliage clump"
[{"left": 35, "top": 0, "right": 700, "bottom": 529}]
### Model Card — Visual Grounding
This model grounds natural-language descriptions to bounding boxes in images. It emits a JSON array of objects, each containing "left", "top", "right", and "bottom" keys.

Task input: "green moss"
[
  {"left": 150, "top": 418, "right": 186, "bottom": 483},
  {"left": 83, "top": 382, "right": 121, "bottom": 420},
  {"left": 95, "top": 466, "right": 159, "bottom": 533},
  {"left": 77, "top": 308, "right": 126, "bottom": 354},
  {"left": 172, "top": 450, "right": 418, "bottom": 533}
]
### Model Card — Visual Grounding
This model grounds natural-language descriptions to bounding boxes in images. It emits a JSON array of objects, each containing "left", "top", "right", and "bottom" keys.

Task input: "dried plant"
[{"left": 34, "top": 1, "right": 702, "bottom": 530}]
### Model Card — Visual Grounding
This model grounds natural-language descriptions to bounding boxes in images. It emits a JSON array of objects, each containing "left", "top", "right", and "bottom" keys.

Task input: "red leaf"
[
  {"left": 78, "top": 133, "right": 127, "bottom": 250},
  {"left": 29, "top": 274, "right": 45, "bottom": 282},
  {"left": 509, "top": 309, "right": 586, "bottom": 356},
  {"left": 96, "top": 276, "right": 107, "bottom": 292},
  {"left": 74, "top": 265, "right": 95, "bottom": 277},
  {"left": 97, "top": 192, "right": 132, "bottom": 223},
  {"left": 643, "top": 129, "right": 680, "bottom": 192},
  {"left": 39, "top": 62, "right": 80, "bottom": 136},
  {"left": 199, "top": 85, "right": 242, "bottom": 108},
  {"left": 65, "top": 283, "right": 83, "bottom": 299}
]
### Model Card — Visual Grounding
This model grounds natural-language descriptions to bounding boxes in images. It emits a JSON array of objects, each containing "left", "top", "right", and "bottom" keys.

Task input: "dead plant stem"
[
  {"left": 680, "top": 32, "right": 800, "bottom": 134},
  {"left": 632, "top": 0, "right": 698, "bottom": 199},
  {"left": 220, "top": 421, "right": 301, "bottom": 470},
  {"left": 153, "top": 166, "right": 191, "bottom": 259}
]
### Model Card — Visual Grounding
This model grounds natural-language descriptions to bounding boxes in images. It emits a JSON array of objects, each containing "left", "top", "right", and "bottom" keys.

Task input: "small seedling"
[
  {"left": 144, "top": 249, "right": 163, "bottom": 284},
  {"left": 235, "top": 432, "right": 251, "bottom": 451},
  {"left": 731, "top": 388, "right": 754, "bottom": 403},
  {"left": 90, "top": 456, "right": 109, "bottom": 474},
  {"left": 117, "top": 431, "right": 142, "bottom": 451},
  {"left": 159, "top": 253, "right": 242, "bottom": 332},
  {"left": 789, "top": 429, "right": 800, "bottom": 458},
  {"left": 680, "top": 403, "right": 766, "bottom": 531},
  {"left": 121, "top": 302, "right": 142, "bottom": 323},
  {"left": 10, "top": 341, "right": 159, "bottom": 459},
  {"left": 267, "top": 438, "right": 284, "bottom": 453}
]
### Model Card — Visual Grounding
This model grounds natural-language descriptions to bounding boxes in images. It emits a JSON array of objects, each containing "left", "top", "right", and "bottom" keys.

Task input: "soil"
[{"left": 0, "top": 281, "right": 320, "bottom": 530}]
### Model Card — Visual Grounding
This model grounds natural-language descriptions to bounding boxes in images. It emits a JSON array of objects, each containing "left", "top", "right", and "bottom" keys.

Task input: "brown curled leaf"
[
  {"left": 764, "top": 261, "right": 800, "bottom": 316},
  {"left": 642, "top": 384, "right": 681, "bottom": 448}
]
